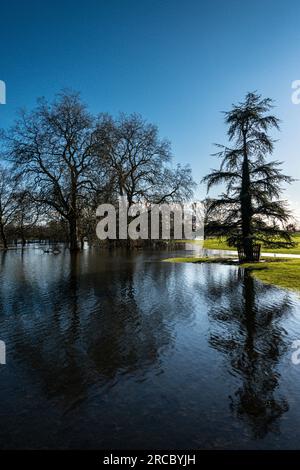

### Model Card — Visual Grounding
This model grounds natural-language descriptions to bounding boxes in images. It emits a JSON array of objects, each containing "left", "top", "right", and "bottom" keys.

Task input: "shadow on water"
[{"left": 205, "top": 266, "right": 291, "bottom": 439}]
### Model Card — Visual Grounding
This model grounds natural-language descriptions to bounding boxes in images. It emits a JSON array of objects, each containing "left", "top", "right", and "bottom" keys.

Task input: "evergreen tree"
[{"left": 203, "top": 92, "right": 294, "bottom": 261}]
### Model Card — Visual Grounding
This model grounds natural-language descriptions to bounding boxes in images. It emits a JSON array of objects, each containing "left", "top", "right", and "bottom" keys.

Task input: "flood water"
[{"left": 0, "top": 247, "right": 300, "bottom": 449}]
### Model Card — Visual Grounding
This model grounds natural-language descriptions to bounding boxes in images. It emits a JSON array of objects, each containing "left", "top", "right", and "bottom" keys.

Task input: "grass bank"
[
  {"left": 163, "top": 257, "right": 300, "bottom": 292},
  {"left": 203, "top": 233, "right": 300, "bottom": 255},
  {"left": 243, "top": 259, "right": 300, "bottom": 291}
]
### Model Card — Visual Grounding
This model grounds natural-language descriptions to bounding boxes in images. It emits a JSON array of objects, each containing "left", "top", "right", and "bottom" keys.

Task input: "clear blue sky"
[{"left": 1, "top": 0, "right": 300, "bottom": 218}]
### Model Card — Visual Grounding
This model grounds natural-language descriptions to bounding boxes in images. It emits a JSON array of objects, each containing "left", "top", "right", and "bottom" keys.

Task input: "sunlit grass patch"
[
  {"left": 202, "top": 234, "right": 300, "bottom": 255},
  {"left": 242, "top": 259, "right": 300, "bottom": 292}
]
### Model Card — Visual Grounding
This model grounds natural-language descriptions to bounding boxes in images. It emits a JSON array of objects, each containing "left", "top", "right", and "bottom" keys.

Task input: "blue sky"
[{"left": 0, "top": 0, "right": 300, "bottom": 218}]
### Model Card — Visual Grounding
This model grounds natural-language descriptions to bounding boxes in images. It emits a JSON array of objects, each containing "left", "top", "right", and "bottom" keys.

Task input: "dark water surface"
[{"left": 0, "top": 247, "right": 300, "bottom": 449}]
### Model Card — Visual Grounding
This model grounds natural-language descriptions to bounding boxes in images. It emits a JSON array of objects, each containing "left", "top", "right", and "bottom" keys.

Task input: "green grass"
[
  {"left": 162, "top": 256, "right": 300, "bottom": 292},
  {"left": 176, "top": 233, "right": 300, "bottom": 255},
  {"left": 243, "top": 259, "right": 300, "bottom": 292}
]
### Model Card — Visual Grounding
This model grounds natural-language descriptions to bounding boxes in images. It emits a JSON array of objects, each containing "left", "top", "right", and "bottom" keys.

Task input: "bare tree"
[
  {"left": 0, "top": 166, "right": 19, "bottom": 249},
  {"left": 1, "top": 94, "right": 195, "bottom": 249},
  {"left": 95, "top": 113, "right": 195, "bottom": 206},
  {"left": 3, "top": 91, "right": 106, "bottom": 251},
  {"left": 13, "top": 188, "right": 40, "bottom": 246}
]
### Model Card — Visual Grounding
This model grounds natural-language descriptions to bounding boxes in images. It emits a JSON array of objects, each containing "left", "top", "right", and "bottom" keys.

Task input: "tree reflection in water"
[
  {"left": 206, "top": 265, "right": 291, "bottom": 438},
  {"left": 0, "top": 251, "right": 175, "bottom": 409}
]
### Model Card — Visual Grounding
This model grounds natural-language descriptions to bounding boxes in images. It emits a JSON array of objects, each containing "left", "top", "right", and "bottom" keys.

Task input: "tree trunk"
[
  {"left": 20, "top": 216, "right": 26, "bottom": 247},
  {"left": 69, "top": 179, "right": 80, "bottom": 252},
  {"left": 21, "top": 229, "right": 26, "bottom": 247},
  {"left": 68, "top": 217, "right": 79, "bottom": 252},
  {"left": 80, "top": 236, "right": 84, "bottom": 250},
  {"left": 0, "top": 223, "right": 8, "bottom": 250},
  {"left": 240, "top": 134, "right": 253, "bottom": 261}
]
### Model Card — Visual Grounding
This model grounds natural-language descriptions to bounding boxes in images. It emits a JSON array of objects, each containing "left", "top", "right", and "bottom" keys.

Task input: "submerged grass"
[
  {"left": 163, "top": 256, "right": 300, "bottom": 292},
  {"left": 163, "top": 256, "right": 230, "bottom": 263}
]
